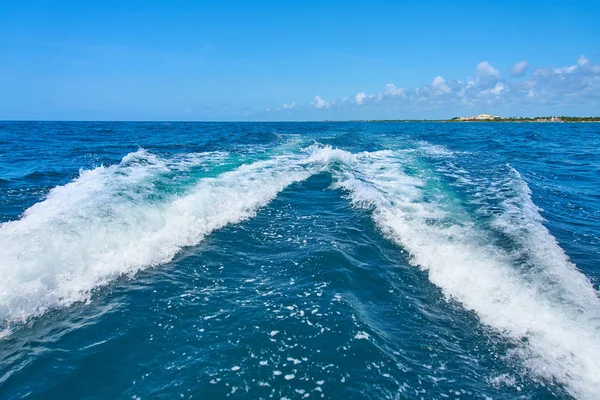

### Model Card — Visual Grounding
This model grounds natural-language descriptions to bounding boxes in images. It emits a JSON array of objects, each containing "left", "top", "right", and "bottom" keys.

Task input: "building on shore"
[{"left": 455, "top": 114, "right": 501, "bottom": 121}]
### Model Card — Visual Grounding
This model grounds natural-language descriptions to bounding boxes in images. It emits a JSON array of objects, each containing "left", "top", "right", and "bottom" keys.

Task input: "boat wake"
[
  {"left": 1, "top": 144, "right": 599, "bottom": 398},
  {"left": 326, "top": 145, "right": 600, "bottom": 399},
  {"left": 0, "top": 146, "right": 335, "bottom": 330}
]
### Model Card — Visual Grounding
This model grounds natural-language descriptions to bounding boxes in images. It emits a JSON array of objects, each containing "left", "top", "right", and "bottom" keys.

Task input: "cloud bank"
[{"left": 268, "top": 55, "right": 600, "bottom": 117}]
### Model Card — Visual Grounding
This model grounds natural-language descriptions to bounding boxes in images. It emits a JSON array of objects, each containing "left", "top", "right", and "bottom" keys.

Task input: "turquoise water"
[{"left": 0, "top": 122, "right": 599, "bottom": 399}]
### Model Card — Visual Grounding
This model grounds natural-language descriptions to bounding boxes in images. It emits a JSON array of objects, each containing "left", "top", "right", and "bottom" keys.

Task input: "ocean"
[{"left": 0, "top": 121, "right": 599, "bottom": 400}]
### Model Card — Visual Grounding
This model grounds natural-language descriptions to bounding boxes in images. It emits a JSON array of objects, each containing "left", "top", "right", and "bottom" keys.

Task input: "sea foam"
[
  {"left": 0, "top": 146, "right": 335, "bottom": 330},
  {"left": 2, "top": 143, "right": 600, "bottom": 399},
  {"left": 327, "top": 146, "right": 600, "bottom": 399}
]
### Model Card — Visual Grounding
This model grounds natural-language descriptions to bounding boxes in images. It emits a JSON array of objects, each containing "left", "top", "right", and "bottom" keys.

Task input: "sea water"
[{"left": 0, "top": 121, "right": 599, "bottom": 399}]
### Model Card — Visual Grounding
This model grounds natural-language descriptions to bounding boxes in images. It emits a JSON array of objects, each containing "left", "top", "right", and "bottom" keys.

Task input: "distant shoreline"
[
  {"left": 346, "top": 117, "right": 600, "bottom": 123},
  {"left": 1, "top": 118, "right": 599, "bottom": 123}
]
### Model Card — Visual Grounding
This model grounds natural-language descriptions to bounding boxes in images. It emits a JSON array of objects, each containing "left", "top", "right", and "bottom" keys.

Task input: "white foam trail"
[
  {"left": 0, "top": 146, "right": 333, "bottom": 329},
  {"left": 327, "top": 147, "right": 600, "bottom": 399}
]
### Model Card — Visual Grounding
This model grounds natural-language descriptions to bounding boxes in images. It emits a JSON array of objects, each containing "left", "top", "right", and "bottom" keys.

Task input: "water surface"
[{"left": 0, "top": 122, "right": 599, "bottom": 399}]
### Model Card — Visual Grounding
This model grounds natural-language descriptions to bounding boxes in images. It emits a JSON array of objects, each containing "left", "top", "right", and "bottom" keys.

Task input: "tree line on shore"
[{"left": 448, "top": 116, "right": 600, "bottom": 122}]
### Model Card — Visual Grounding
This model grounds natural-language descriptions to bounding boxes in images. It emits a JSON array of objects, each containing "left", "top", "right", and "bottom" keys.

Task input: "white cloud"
[
  {"left": 511, "top": 61, "right": 529, "bottom": 77},
  {"left": 578, "top": 55, "right": 589, "bottom": 67},
  {"left": 533, "top": 68, "right": 551, "bottom": 78},
  {"left": 312, "top": 95, "right": 331, "bottom": 109},
  {"left": 476, "top": 61, "right": 500, "bottom": 79},
  {"left": 355, "top": 92, "right": 367, "bottom": 105},
  {"left": 553, "top": 65, "right": 577, "bottom": 74},
  {"left": 385, "top": 83, "right": 405, "bottom": 96},
  {"left": 270, "top": 55, "right": 600, "bottom": 116},
  {"left": 492, "top": 82, "right": 506, "bottom": 95},
  {"left": 432, "top": 76, "right": 451, "bottom": 93},
  {"left": 483, "top": 82, "right": 506, "bottom": 96},
  {"left": 589, "top": 65, "right": 600, "bottom": 74}
]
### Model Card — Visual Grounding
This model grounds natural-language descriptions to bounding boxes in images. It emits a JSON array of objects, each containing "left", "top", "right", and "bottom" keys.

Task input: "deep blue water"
[{"left": 0, "top": 121, "right": 599, "bottom": 400}]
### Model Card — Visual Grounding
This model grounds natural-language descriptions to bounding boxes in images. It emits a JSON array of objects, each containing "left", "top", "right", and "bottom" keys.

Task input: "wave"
[
  {"left": 326, "top": 146, "right": 600, "bottom": 399},
  {"left": 0, "top": 146, "right": 335, "bottom": 332}
]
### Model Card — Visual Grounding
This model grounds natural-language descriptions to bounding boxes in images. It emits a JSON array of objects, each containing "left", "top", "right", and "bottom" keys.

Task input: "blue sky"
[{"left": 0, "top": 0, "right": 599, "bottom": 121}]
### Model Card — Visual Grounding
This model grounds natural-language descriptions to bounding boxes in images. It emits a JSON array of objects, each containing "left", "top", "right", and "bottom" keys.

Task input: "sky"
[{"left": 0, "top": 0, "right": 599, "bottom": 121}]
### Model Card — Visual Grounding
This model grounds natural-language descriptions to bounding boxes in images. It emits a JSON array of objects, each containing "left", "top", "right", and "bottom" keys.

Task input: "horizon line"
[{"left": 2, "top": 116, "right": 600, "bottom": 124}]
